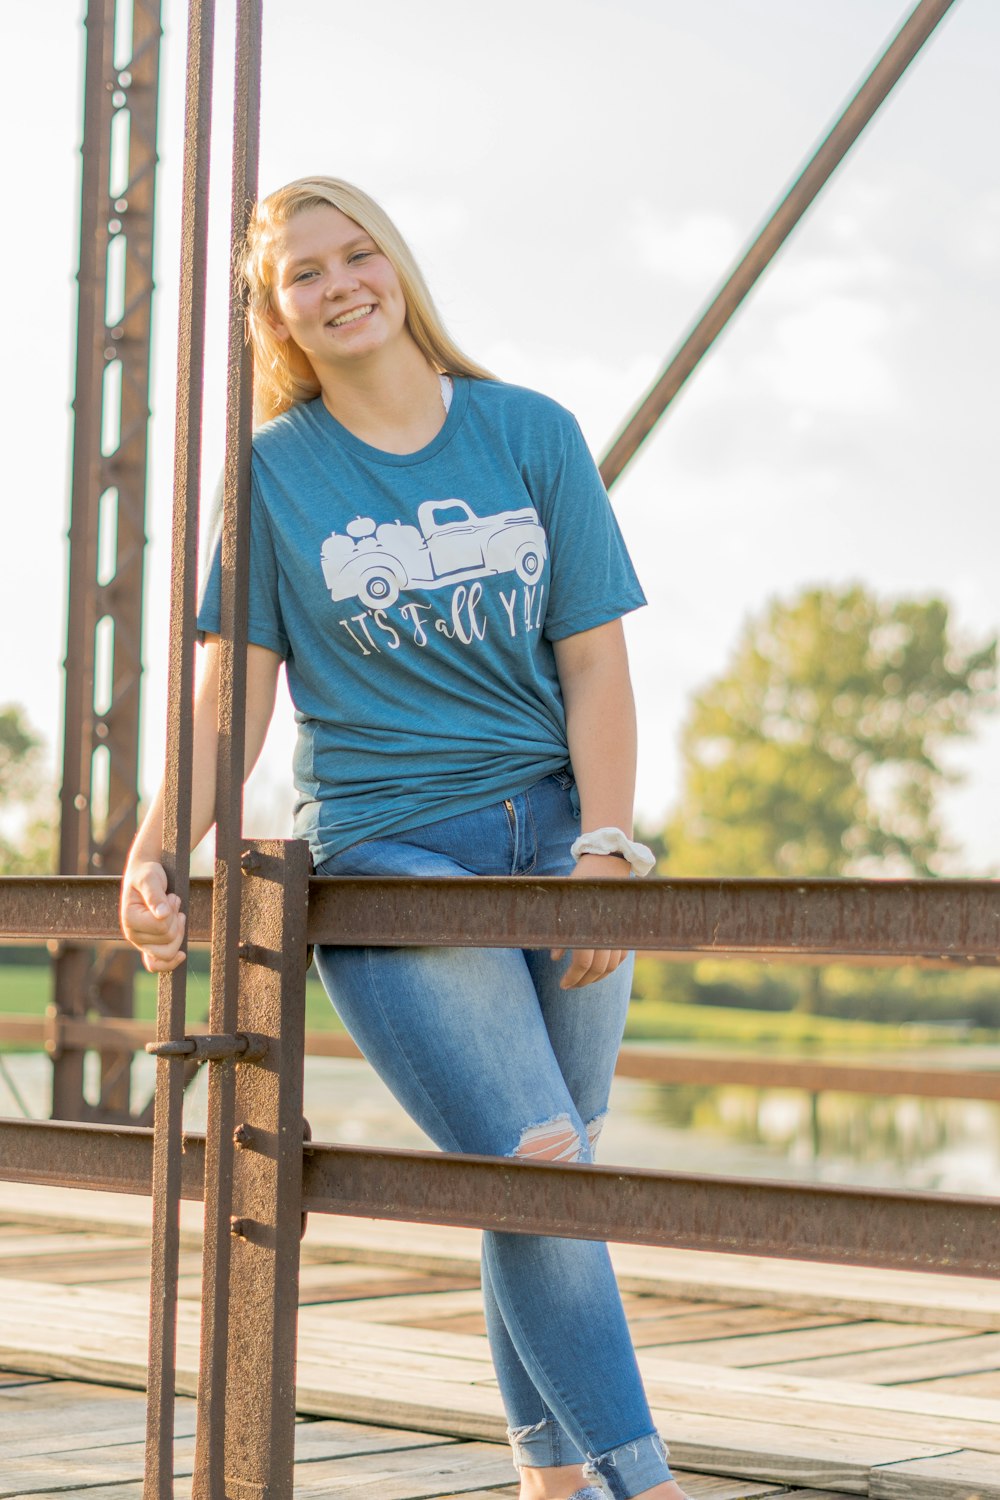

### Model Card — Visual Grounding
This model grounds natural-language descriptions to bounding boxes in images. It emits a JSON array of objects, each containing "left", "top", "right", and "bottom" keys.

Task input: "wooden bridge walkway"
[{"left": 0, "top": 1184, "right": 997, "bottom": 1499}]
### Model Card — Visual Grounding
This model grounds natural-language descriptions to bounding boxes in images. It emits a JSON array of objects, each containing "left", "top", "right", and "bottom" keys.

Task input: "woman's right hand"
[{"left": 120, "top": 861, "right": 187, "bottom": 972}]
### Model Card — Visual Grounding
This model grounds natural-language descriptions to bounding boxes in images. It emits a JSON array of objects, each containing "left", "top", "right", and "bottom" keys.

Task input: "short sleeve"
[
  {"left": 196, "top": 471, "right": 290, "bottom": 659},
  {"left": 539, "top": 414, "right": 646, "bottom": 641}
]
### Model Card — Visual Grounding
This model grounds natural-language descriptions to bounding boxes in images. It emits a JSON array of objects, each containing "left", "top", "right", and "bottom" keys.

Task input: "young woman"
[{"left": 121, "top": 177, "right": 686, "bottom": 1500}]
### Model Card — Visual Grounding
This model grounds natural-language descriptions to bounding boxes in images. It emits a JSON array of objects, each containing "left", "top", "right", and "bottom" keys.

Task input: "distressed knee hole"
[
  {"left": 585, "top": 1110, "right": 607, "bottom": 1155},
  {"left": 513, "top": 1112, "right": 585, "bottom": 1162}
]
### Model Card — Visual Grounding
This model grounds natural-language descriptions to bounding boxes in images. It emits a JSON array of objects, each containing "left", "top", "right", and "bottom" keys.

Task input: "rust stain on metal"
[
  {"left": 300, "top": 1142, "right": 1000, "bottom": 1280},
  {"left": 3, "top": 1112, "right": 997, "bottom": 1280},
  {"left": 5, "top": 874, "right": 998, "bottom": 961},
  {"left": 305, "top": 877, "right": 1000, "bottom": 959}
]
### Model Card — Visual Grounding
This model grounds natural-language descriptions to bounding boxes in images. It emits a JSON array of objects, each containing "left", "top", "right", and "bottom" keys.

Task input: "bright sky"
[{"left": 3, "top": 0, "right": 998, "bottom": 868}]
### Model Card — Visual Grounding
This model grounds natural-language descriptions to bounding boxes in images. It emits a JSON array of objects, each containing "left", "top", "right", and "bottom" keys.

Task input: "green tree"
[
  {"left": 0, "top": 705, "right": 56, "bottom": 875},
  {"left": 666, "top": 586, "right": 997, "bottom": 879}
]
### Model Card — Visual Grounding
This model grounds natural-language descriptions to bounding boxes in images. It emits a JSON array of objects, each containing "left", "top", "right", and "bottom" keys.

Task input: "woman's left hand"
[{"left": 551, "top": 852, "right": 632, "bottom": 989}]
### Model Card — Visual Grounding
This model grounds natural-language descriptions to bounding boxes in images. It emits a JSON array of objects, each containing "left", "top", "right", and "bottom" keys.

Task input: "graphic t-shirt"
[{"left": 197, "top": 376, "right": 646, "bottom": 861}]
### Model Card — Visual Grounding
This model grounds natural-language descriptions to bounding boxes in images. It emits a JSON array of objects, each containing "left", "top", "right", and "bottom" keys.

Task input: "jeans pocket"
[{"left": 547, "top": 766, "right": 580, "bottom": 820}]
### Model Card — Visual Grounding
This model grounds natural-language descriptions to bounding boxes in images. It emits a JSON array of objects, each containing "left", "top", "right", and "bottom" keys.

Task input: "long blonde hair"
[{"left": 243, "top": 176, "right": 494, "bottom": 425}]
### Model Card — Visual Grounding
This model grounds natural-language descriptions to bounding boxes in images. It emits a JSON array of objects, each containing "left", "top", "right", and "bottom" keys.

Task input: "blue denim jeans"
[{"left": 314, "top": 771, "right": 673, "bottom": 1498}]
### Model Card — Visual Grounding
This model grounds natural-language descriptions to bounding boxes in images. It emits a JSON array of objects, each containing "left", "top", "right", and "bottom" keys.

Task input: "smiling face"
[{"left": 267, "top": 203, "right": 410, "bottom": 371}]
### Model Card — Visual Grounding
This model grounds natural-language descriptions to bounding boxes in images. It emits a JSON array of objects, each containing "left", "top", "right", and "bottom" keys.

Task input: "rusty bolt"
[
  {"left": 233, "top": 1123, "right": 256, "bottom": 1150},
  {"left": 230, "top": 1217, "right": 250, "bottom": 1239},
  {"left": 240, "top": 849, "right": 262, "bottom": 875}
]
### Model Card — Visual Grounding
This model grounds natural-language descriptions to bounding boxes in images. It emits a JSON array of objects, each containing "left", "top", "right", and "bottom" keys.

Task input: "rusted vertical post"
[
  {"left": 144, "top": 0, "right": 216, "bottom": 1494},
  {"left": 220, "top": 840, "right": 309, "bottom": 1497},
  {"left": 53, "top": 0, "right": 114, "bottom": 1122},
  {"left": 54, "top": 0, "right": 163, "bottom": 1124},
  {"left": 192, "top": 0, "right": 264, "bottom": 1492}
]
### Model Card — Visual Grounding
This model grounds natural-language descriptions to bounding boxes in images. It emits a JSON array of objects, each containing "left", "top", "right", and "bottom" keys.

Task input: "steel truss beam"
[
  {"left": 53, "top": 0, "right": 162, "bottom": 1123},
  {"left": 599, "top": 0, "right": 959, "bottom": 488}
]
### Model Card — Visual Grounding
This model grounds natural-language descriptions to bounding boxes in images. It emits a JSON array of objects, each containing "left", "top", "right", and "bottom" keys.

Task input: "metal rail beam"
[
  {"left": 300, "top": 1143, "right": 1000, "bottom": 1278},
  {"left": 598, "top": 0, "right": 959, "bottom": 489},
  {"left": 3, "top": 875, "right": 1000, "bottom": 959},
  {"left": 306, "top": 876, "right": 1000, "bottom": 959},
  {"left": 1, "top": 1119, "right": 996, "bottom": 1279}
]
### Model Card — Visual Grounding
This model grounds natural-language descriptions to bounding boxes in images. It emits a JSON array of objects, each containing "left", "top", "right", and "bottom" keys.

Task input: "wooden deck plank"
[
  {"left": 3, "top": 1200, "right": 999, "bottom": 1498},
  {"left": 777, "top": 1493, "right": 867, "bottom": 1500},
  {"left": 758, "top": 1332, "right": 1000, "bottom": 1383},
  {"left": 0, "top": 1381, "right": 157, "bottom": 1420},
  {"left": 870, "top": 1449, "right": 1000, "bottom": 1500},
  {"left": 620, "top": 1308, "right": 848, "bottom": 1348},
  {"left": 0, "top": 1226, "right": 74, "bottom": 1240},
  {"left": 656, "top": 1479, "right": 785, "bottom": 1500},
  {"left": 3, "top": 1278, "right": 1000, "bottom": 1460},
  {"left": 0, "top": 1435, "right": 196, "bottom": 1492},
  {"left": 650, "top": 1410, "right": 957, "bottom": 1496},
  {"left": 643, "top": 1320, "right": 975, "bottom": 1367},
  {"left": 0, "top": 1487, "right": 152, "bottom": 1499},
  {"left": 896, "top": 1370, "right": 1000, "bottom": 1397},
  {"left": 0, "top": 1241, "right": 151, "bottom": 1267},
  {"left": 636, "top": 1354, "right": 1000, "bottom": 1451},
  {"left": 297, "top": 1267, "right": 480, "bottom": 1304},
  {"left": 70, "top": 1273, "right": 207, "bottom": 1299},
  {"left": 292, "top": 1358, "right": 965, "bottom": 1488},
  {"left": 428, "top": 1490, "right": 516, "bottom": 1498},
  {"left": 430, "top": 1474, "right": 788, "bottom": 1500},
  {"left": 0, "top": 1357, "right": 969, "bottom": 1498},
  {"left": 313, "top": 1288, "right": 488, "bottom": 1324},
  {"left": 262, "top": 1441, "right": 516, "bottom": 1497},
  {"left": 0, "top": 1448, "right": 510, "bottom": 1500},
  {"left": 404, "top": 1311, "right": 490, "bottom": 1335}
]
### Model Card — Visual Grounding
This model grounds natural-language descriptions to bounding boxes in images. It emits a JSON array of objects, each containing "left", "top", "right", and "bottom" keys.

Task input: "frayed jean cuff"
[
  {"left": 508, "top": 1416, "right": 586, "bottom": 1470},
  {"left": 583, "top": 1430, "right": 673, "bottom": 1499}
]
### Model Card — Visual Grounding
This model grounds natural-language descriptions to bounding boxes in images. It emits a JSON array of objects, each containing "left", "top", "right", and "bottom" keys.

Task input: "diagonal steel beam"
[{"left": 599, "top": 0, "right": 960, "bottom": 490}]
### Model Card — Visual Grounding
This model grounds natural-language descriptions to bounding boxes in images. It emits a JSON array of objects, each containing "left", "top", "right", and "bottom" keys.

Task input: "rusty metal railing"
[
  {"left": 2, "top": 873, "right": 1000, "bottom": 1500},
  {"left": 3, "top": 2, "right": 991, "bottom": 1497},
  {"left": 1, "top": 1115, "right": 997, "bottom": 1277}
]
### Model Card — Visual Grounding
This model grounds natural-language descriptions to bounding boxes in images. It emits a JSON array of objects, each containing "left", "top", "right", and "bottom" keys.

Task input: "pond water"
[{"left": 3, "top": 1049, "right": 999, "bottom": 1197}]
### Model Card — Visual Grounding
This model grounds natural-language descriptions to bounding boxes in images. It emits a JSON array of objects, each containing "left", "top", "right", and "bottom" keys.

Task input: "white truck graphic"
[{"left": 321, "top": 499, "right": 548, "bottom": 610}]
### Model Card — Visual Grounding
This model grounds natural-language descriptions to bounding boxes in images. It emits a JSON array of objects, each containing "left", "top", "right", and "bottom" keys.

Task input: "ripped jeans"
[{"left": 314, "top": 772, "right": 673, "bottom": 1498}]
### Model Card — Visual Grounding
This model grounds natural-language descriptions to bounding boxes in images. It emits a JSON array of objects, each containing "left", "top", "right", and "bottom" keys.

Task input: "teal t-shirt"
[{"left": 197, "top": 376, "right": 646, "bottom": 862}]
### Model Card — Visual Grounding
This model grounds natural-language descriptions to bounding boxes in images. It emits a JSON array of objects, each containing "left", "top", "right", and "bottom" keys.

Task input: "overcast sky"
[{"left": 3, "top": 0, "right": 998, "bottom": 869}]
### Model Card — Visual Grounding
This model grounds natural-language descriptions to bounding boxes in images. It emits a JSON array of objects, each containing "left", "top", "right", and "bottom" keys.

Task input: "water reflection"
[{"left": 638, "top": 1081, "right": 1000, "bottom": 1195}]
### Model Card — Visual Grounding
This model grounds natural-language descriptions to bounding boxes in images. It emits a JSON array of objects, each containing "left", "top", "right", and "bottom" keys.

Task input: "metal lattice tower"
[{"left": 51, "top": 0, "right": 162, "bottom": 1122}]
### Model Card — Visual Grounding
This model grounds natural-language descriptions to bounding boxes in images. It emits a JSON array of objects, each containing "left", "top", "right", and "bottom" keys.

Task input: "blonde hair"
[{"left": 243, "top": 176, "right": 494, "bottom": 424}]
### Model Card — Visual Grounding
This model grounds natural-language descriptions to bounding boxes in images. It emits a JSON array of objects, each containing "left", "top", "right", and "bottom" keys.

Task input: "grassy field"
[
  {"left": 0, "top": 960, "right": 983, "bottom": 1054},
  {"left": 0, "top": 962, "right": 343, "bottom": 1037}
]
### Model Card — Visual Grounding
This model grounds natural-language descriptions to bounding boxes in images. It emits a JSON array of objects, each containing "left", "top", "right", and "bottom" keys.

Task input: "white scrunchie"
[{"left": 570, "top": 827, "right": 656, "bottom": 877}]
